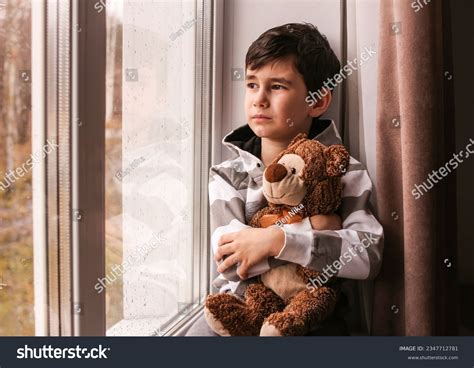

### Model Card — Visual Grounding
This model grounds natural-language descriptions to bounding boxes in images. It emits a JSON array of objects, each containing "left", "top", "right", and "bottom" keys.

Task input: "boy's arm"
[
  {"left": 210, "top": 164, "right": 321, "bottom": 281},
  {"left": 209, "top": 164, "right": 276, "bottom": 281},
  {"left": 274, "top": 161, "right": 384, "bottom": 281}
]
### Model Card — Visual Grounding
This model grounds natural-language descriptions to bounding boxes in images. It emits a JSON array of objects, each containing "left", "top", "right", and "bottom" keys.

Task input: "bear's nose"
[{"left": 265, "top": 163, "right": 287, "bottom": 183}]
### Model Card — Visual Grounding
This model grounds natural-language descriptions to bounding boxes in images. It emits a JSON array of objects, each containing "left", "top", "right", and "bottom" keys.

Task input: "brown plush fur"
[
  {"left": 262, "top": 286, "right": 339, "bottom": 336},
  {"left": 205, "top": 284, "right": 286, "bottom": 336},
  {"left": 205, "top": 133, "right": 349, "bottom": 336}
]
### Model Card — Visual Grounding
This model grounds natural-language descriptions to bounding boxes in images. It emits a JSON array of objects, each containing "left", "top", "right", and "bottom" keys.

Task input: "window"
[
  {"left": 6, "top": 0, "right": 214, "bottom": 336},
  {"left": 104, "top": 0, "right": 207, "bottom": 335}
]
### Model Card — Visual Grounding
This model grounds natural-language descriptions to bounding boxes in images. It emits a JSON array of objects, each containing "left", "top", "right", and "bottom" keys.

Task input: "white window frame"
[{"left": 32, "top": 0, "right": 214, "bottom": 336}]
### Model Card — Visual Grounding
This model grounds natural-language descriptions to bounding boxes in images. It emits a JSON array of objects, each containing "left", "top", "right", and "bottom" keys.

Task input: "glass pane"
[
  {"left": 104, "top": 0, "right": 124, "bottom": 331},
  {"left": 105, "top": 0, "right": 197, "bottom": 335},
  {"left": 0, "top": 0, "right": 34, "bottom": 336}
]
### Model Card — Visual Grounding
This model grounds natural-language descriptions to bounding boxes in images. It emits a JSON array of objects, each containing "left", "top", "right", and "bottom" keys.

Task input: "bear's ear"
[
  {"left": 288, "top": 133, "right": 307, "bottom": 148},
  {"left": 272, "top": 133, "right": 307, "bottom": 164},
  {"left": 325, "top": 145, "right": 350, "bottom": 177}
]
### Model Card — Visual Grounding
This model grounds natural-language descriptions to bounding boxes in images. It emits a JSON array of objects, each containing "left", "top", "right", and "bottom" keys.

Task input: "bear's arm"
[{"left": 273, "top": 162, "right": 384, "bottom": 281}]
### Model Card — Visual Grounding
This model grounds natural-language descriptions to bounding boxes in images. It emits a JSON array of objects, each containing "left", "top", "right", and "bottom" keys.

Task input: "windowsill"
[
  {"left": 107, "top": 317, "right": 166, "bottom": 336},
  {"left": 106, "top": 304, "right": 204, "bottom": 336}
]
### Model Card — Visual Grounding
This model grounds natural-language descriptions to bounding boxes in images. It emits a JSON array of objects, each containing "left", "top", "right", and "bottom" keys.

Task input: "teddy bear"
[{"left": 204, "top": 133, "right": 350, "bottom": 336}]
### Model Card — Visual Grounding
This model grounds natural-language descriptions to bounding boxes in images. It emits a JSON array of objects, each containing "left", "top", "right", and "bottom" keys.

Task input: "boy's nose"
[
  {"left": 253, "top": 100, "right": 268, "bottom": 108},
  {"left": 253, "top": 91, "right": 269, "bottom": 107},
  {"left": 265, "top": 163, "right": 287, "bottom": 183}
]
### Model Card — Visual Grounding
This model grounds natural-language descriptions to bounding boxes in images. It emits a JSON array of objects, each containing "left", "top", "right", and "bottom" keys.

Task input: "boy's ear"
[{"left": 308, "top": 88, "right": 332, "bottom": 118}]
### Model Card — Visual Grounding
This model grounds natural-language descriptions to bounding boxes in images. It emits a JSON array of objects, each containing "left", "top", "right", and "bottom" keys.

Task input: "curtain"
[{"left": 372, "top": 0, "right": 458, "bottom": 336}]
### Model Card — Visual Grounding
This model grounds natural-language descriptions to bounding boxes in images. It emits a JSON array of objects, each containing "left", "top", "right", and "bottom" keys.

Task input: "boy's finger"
[
  {"left": 218, "top": 232, "right": 235, "bottom": 246},
  {"left": 238, "top": 260, "right": 253, "bottom": 279},
  {"left": 237, "top": 266, "right": 247, "bottom": 280},
  {"left": 214, "top": 243, "right": 234, "bottom": 262},
  {"left": 217, "top": 254, "right": 238, "bottom": 273}
]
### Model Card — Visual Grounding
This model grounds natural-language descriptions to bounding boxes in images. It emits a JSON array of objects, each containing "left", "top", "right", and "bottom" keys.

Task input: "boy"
[{"left": 185, "top": 23, "right": 383, "bottom": 336}]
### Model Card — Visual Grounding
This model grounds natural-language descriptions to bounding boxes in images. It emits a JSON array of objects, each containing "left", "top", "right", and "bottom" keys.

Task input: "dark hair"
[{"left": 245, "top": 23, "right": 341, "bottom": 93}]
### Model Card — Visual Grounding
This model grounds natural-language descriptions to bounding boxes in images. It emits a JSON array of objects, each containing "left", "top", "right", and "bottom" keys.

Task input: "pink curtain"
[{"left": 372, "top": 0, "right": 458, "bottom": 335}]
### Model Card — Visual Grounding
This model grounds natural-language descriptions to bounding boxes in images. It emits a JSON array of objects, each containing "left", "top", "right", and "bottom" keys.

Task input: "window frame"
[
  {"left": 32, "top": 0, "right": 48, "bottom": 336},
  {"left": 71, "top": 0, "right": 107, "bottom": 336},
  {"left": 32, "top": 0, "right": 214, "bottom": 336}
]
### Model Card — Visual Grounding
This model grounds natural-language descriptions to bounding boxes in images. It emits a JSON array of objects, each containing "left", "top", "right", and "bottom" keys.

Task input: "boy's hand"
[
  {"left": 215, "top": 226, "right": 284, "bottom": 280},
  {"left": 214, "top": 215, "right": 341, "bottom": 279},
  {"left": 309, "top": 214, "right": 342, "bottom": 230}
]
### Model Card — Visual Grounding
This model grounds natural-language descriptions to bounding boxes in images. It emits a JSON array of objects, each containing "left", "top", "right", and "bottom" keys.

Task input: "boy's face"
[{"left": 245, "top": 57, "right": 315, "bottom": 142}]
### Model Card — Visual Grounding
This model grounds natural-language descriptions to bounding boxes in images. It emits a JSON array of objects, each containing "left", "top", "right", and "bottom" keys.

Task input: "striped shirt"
[{"left": 209, "top": 119, "right": 384, "bottom": 315}]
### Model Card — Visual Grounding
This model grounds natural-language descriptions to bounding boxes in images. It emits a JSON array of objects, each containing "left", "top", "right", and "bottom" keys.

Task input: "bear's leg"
[
  {"left": 260, "top": 286, "right": 338, "bottom": 336},
  {"left": 204, "top": 292, "right": 260, "bottom": 336},
  {"left": 244, "top": 283, "right": 286, "bottom": 324},
  {"left": 204, "top": 284, "right": 286, "bottom": 336}
]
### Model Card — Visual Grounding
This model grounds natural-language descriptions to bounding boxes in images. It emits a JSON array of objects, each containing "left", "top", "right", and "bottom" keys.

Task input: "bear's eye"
[{"left": 290, "top": 167, "right": 296, "bottom": 175}]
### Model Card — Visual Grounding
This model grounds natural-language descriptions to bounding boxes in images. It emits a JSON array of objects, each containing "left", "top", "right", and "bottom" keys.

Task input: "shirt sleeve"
[
  {"left": 274, "top": 160, "right": 384, "bottom": 281},
  {"left": 209, "top": 164, "right": 283, "bottom": 282}
]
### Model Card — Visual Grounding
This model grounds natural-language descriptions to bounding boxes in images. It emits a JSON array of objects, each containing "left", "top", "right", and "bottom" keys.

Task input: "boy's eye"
[
  {"left": 272, "top": 84, "right": 286, "bottom": 90},
  {"left": 246, "top": 83, "right": 257, "bottom": 89},
  {"left": 290, "top": 168, "right": 296, "bottom": 174}
]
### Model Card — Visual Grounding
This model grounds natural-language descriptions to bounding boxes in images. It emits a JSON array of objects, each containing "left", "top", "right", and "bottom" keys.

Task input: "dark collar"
[{"left": 224, "top": 118, "right": 332, "bottom": 159}]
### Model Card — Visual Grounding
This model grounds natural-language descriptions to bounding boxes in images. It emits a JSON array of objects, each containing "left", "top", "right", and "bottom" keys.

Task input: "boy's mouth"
[
  {"left": 252, "top": 116, "right": 272, "bottom": 123},
  {"left": 252, "top": 114, "right": 271, "bottom": 119}
]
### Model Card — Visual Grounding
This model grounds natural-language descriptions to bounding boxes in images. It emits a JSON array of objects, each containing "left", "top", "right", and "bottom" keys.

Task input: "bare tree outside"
[
  {"left": 105, "top": 6, "right": 124, "bottom": 330},
  {"left": 0, "top": 0, "right": 34, "bottom": 336}
]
